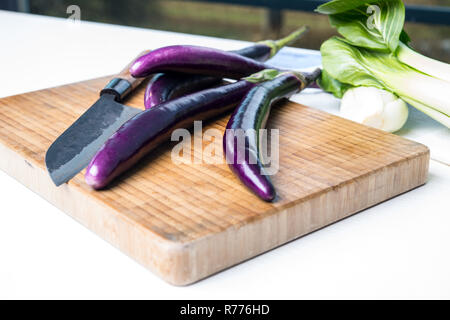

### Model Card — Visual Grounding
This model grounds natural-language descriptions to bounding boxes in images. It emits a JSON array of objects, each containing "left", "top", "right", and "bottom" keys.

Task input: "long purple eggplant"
[
  {"left": 130, "top": 45, "right": 274, "bottom": 79},
  {"left": 223, "top": 69, "right": 321, "bottom": 202},
  {"left": 85, "top": 80, "right": 260, "bottom": 189},
  {"left": 144, "top": 27, "right": 309, "bottom": 109},
  {"left": 144, "top": 73, "right": 224, "bottom": 110}
]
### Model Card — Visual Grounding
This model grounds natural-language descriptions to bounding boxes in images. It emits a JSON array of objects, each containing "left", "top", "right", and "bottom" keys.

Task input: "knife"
[{"left": 45, "top": 51, "right": 150, "bottom": 186}]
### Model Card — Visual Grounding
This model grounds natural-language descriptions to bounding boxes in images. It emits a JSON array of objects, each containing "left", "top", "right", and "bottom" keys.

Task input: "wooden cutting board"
[{"left": 0, "top": 76, "right": 429, "bottom": 285}]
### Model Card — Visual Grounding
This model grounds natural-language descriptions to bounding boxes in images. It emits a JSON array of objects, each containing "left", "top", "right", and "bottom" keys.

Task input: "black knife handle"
[{"left": 100, "top": 50, "right": 151, "bottom": 102}]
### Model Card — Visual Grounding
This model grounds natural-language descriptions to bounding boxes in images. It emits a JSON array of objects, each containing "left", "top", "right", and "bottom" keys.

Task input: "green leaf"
[
  {"left": 320, "top": 37, "right": 391, "bottom": 90},
  {"left": 316, "top": 0, "right": 379, "bottom": 15},
  {"left": 317, "top": 69, "right": 352, "bottom": 98},
  {"left": 328, "top": 0, "right": 405, "bottom": 52},
  {"left": 329, "top": 13, "right": 387, "bottom": 51},
  {"left": 400, "top": 30, "right": 411, "bottom": 45}
]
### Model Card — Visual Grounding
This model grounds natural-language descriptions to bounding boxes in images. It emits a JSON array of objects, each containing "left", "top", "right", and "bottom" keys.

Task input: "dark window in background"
[{"left": 16, "top": 0, "right": 450, "bottom": 62}]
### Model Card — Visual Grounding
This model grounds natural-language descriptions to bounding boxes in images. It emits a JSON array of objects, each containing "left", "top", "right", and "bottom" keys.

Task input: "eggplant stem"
[
  {"left": 259, "top": 26, "right": 309, "bottom": 58},
  {"left": 286, "top": 68, "right": 322, "bottom": 90},
  {"left": 302, "top": 68, "right": 322, "bottom": 87},
  {"left": 245, "top": 68, "right": 321, "bottom": 90},
  {"left": 244, "top": 69, "right": 282, "bottom": 83}
]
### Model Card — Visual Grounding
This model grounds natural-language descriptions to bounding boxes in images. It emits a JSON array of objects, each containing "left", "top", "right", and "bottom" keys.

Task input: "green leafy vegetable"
[
  {"left": 318, "top": 0, "right": 450, "bottom": 82},
  {"left": 317, "top": 0, "right": 450, "bottom": 128},
  {"left": 321, "top": 37, "right": 450, "bottom": 127}
]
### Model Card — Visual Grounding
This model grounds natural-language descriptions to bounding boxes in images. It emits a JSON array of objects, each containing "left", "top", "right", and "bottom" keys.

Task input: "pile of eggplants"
[
  {"left": 85, "top": 27, "right": 321, "bottom": 202},
  {"left": 142, "top": 26, "right": 308, "bottom": 109}
]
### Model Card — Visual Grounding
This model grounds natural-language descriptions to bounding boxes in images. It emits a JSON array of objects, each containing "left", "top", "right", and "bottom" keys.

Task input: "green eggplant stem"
[{"left": 258, "top": 26, "right": 309, "bottom": 58}]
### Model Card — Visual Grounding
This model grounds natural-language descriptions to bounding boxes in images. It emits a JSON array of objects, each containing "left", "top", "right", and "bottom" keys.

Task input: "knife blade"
[{"left": 45, "top": 51, "right": 150, "bottom": 186}]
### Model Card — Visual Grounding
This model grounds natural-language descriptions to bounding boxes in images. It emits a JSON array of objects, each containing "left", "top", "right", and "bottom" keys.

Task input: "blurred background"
[{"left": 1, "top": 0, "right": 449, "bottom": 61}]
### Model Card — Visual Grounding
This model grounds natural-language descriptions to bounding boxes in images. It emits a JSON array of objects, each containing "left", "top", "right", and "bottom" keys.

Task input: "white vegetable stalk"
[
  {"left": 340, "top": 87, "right": 409, "bottom": 132},
  {"left": 401, "top": 96, "right": 450, "bottom": 129},
  {"left": 397, "top": 42, "right": 450, "bottom": 83},
  {"left": 368, "top": 63, "right": 450, "bottom": 117}
]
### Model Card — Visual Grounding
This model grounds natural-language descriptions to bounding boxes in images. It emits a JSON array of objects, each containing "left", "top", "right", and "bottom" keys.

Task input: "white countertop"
[{"left": 0, "top": 10, "right": 449, "bottom": 299}]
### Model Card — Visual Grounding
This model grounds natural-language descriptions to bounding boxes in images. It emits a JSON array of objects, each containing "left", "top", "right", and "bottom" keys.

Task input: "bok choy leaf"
[
  {"left": 327, "top": 0, "right": 405, "bottom": 52},
  {"left": 317, "top": 70, "right": 352, "bottom": 99},
  {"left": 315, "top": 0, "right": 380, "bottom": 15},
  {"left": 317, "top": 0, "right": 450, "bottom": 82}
]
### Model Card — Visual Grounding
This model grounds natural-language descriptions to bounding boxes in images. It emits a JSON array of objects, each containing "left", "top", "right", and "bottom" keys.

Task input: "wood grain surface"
[{"left": 0, "top": 76, "right": 430, "bottom": 285}]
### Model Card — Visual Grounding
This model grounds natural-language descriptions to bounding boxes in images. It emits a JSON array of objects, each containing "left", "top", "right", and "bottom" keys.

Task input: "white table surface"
[{"left": 1, "top": 11, "right": 449, "bottom": 299}]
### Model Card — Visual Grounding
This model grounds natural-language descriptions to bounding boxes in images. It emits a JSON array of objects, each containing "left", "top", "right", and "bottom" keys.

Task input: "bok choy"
[
  {"left": 320, "top": 37, "right": 450, "bottom": 128},
  {"left": 316, "top": 0, "right": 450, "bottom": 129},
  {"left": 317, "top": 0, "right": 450, "bottom": 82}
]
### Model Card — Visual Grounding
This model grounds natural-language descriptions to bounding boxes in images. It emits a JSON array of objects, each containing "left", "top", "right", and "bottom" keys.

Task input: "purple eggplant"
[
  {"left": 85, "top": 80, "right": 259, "bottom": 189},
  {"left": 144, "top": 73, "right": 223, "bottom": 109},
  {"left": 144, "top": 27, "right": 309, "bottom": 109},
  {"left": 130, "top": 45, "right": 274, "bottom": 79},
  {"left": 223, "top": 69, "right": 321, "bottom": 202}
]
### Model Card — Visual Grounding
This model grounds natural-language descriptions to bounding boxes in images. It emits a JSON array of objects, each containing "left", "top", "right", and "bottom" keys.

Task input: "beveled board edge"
[{"left": 0, "top": 136, "right": 429, "bottom": 285}]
